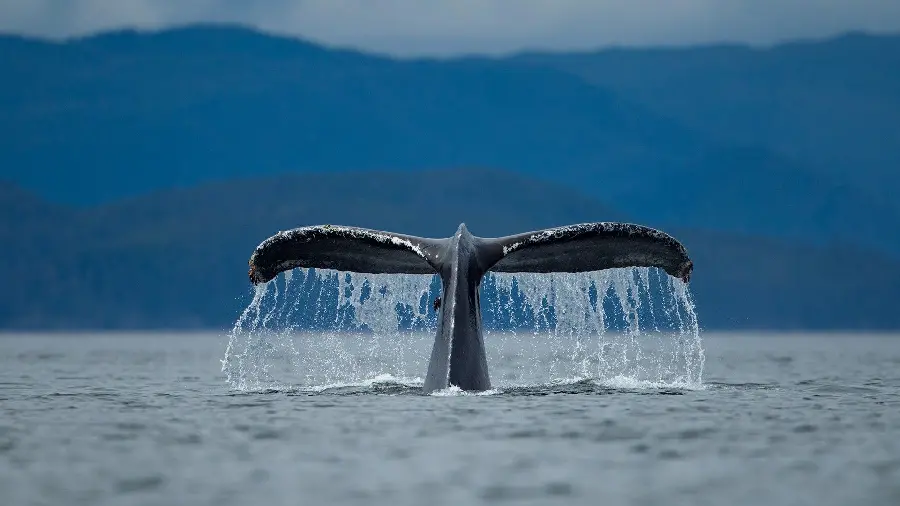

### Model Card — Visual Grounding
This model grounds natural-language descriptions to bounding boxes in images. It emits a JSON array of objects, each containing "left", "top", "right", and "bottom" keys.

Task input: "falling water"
[
  {"left": 222, "top": 269, "right": 438, "bottom": 391},
  {"left": 221, "top": 267, "right": 703, "bottom": 392},
  {"left": 481, "top": 268, "right": 703, "bottom": 388}
]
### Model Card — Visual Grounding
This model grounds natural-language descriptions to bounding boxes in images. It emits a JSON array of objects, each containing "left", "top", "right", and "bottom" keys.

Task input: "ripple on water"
[
  {"left": 807, "top": 384, "right": 880, "bottom": 395},
  {"left": 703, "top": 382, "right": 779, "bottom": 391},
  {"left": 115, "top": 476, "right": 165, "bottom": 494},
  {"left": 251, "top": 428, "right": 285, "bottom": 440},
  {"left": 590, "top": 424, "right": 647, "bottom": 442},
  {"left": 0, "top": 434, "right": 15, "bottom": 454},
  {"left": 660, "top": 427, "right": 720, "bottom": 441},
  {"left": 481, "top": 482, "right": 575, "bottom": 501}
]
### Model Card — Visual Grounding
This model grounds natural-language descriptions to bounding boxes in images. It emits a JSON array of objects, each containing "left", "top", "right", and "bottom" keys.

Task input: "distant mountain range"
[
  {"left": 2, "top": 25, "right": 899, "bottom": 257},
  {"left": 515, "top": 32, "right": 900, "bottom": 199},
  {"left": 2, "top": 170, "right": 900, "bottom": 331},
  {"left": 1, "top": 25, "right": 898, "bottom": 330}
]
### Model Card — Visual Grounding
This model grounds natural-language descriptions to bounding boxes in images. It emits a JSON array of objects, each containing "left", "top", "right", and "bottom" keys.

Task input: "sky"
[{"left": 1, "top": 0, "right": 899, "bottom": 56}]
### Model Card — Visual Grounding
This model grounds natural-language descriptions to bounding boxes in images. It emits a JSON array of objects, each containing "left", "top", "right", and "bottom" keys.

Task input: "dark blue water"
[{"left": 1, "top": 332, "right": 899, "bottom": 506}]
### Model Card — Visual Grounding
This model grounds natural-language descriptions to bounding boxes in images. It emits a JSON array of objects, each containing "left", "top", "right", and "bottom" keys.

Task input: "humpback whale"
[{"left": 248, "top": 222, "right": 693, "bottom": 393}]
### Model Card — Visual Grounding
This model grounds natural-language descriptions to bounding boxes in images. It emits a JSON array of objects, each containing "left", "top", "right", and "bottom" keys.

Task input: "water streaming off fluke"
[{"left": 222, "top": 267, "right": 703, "bottom": 392}]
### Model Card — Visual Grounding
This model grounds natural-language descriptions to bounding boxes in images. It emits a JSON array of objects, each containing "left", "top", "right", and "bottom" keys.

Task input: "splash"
[
  {"left": 222, "top": 267, "right": 703, "bottom": 392},
  {"left": 482, "top": 268, "right": 703, "bottom": 387},
  {"left": 222, "top": 269, "right": 437, "bottom": 391}
]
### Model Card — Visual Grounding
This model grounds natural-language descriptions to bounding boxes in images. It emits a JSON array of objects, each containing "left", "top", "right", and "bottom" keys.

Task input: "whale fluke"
[
  {"left": 248, "top": 225, "right": 447, "bottom": 284},
  {"left": 247, "top": 222, "right": 693, "bottom": 393},
  {"left": 485, "top": 222, "right": 693, "bottom": 282}
]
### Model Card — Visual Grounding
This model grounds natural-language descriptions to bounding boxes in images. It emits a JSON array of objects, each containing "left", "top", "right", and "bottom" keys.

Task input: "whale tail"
[{"left": 247, "top": 222, "right": 693, "bottom": 393}]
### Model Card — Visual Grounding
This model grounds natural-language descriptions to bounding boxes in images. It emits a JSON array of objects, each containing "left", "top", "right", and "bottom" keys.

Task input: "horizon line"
[{"left": 2, "top": 22, "right": 898, "bottom": 60}]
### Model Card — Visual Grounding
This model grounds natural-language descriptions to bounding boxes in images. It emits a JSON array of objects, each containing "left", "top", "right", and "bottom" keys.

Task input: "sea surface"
[{"left": 1, "top": 332, "right": 899, "bottom": 506}]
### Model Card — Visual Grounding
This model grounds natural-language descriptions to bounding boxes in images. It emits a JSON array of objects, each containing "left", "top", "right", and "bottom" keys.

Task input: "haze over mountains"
[{"left": 1, "top": 25, "right": 898, "bottom": 330}]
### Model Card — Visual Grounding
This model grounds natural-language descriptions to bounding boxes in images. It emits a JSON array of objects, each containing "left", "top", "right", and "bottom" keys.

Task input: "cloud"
[{"left": 1, "top": 0, "right": 899, "bottom": 55}]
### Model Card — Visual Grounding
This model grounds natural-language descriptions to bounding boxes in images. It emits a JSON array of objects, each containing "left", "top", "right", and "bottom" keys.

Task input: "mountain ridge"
[
  {"left": 2, "top": 25, "right": 897, "bottom": 256},
  {"left": 4, "top": 24, "right": 897, "bottom": 56}
]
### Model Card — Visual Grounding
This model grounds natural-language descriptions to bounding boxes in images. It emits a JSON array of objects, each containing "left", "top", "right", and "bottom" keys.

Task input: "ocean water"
[{"left": 1, "top": 331, "right": 899, "bottom": 506}]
